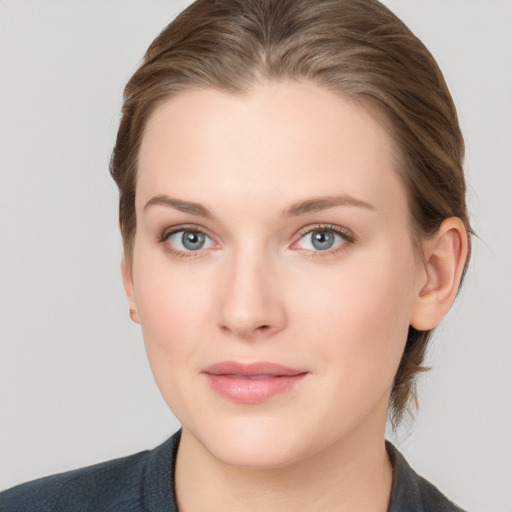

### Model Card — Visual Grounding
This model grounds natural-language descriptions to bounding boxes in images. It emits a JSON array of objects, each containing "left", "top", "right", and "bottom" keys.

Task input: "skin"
[{"left": 123, "top": 81, "right": 467, "bottom": 511}]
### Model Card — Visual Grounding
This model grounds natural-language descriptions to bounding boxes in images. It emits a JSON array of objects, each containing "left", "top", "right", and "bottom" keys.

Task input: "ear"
[
  {"left": 410, "top": 217, "right": 469, "bottom": 331},
  {"left": 121, "top": 257, "right": 140, "bottom": 324}
]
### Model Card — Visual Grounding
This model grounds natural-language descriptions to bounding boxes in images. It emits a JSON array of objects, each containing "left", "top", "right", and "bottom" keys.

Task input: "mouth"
[{"left": 201, "top": 361, "right": 308, "bottom": 404}]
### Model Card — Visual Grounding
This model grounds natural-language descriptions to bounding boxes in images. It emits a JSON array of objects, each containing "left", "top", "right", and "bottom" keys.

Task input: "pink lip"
[{"left": 201, "top": 361, "right": 308, "bottom": 404}]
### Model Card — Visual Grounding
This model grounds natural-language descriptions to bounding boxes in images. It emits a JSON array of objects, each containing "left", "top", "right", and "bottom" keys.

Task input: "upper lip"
[{"left": 202, "top": 361, "right": 307, "bottom": 377}]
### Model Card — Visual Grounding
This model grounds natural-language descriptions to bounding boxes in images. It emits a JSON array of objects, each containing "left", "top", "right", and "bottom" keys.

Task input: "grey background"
[{"left": 1, "top": 1, "right": 511, "bottom": 510}]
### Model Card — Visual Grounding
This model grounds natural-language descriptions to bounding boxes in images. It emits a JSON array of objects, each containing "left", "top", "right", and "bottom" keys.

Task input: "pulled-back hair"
[{"left": 110, "top": 0, "right": 471, "bottom": 426}]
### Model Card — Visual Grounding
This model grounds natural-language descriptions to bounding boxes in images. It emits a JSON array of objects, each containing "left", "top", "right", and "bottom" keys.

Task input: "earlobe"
[
  {"left": 121, "top": 257, "right": 140, "bottom": 324},
  {"left": 410, "top": 217, "right": 469, "bottom": 331}
]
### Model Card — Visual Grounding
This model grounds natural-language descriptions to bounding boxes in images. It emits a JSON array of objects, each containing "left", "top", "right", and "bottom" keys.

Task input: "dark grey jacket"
[{"left": 1, "top": 431, "right": 466, "bottom": 511}]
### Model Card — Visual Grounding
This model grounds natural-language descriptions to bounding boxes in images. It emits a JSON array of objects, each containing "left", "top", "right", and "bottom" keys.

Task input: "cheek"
[
  {"left": 291, "top": 244, "right": 417, "bottom": 394},
  {"left": 131, "top": 253, "right": 212, "bottom": 378},
  {"left": 131, "top": 259, "right": 219, "bottom": 422}
]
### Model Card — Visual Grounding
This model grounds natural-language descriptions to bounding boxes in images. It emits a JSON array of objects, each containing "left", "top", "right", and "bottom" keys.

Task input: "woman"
[{"left": 0, "top": 0, "right": 482, "bottom": 510}]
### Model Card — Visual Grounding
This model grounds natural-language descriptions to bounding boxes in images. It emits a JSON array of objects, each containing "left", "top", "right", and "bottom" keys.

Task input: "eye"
[
  {"left": 292, "top": 226, "right": 353, "bottom": 253},
  {"left": 164, "top": 229, "right": 216, "bottom": 253}
]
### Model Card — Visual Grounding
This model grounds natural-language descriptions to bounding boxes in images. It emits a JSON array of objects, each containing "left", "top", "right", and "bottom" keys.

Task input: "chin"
[
  {"left": 182, "top": 410, "right": 338, "bottom": 470},
  {"left": 208, "top": 431, "right": 306, "bottom": 469}
]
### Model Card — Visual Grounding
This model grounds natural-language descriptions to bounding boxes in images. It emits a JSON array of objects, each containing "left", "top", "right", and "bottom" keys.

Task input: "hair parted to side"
[{"left": 110, "top": 0, "right": 471, "bottom": 427}]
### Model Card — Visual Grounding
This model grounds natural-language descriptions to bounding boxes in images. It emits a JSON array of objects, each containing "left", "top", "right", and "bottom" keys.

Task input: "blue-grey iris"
[
  {"left": 182, "top": 231, "right": 205, "bottom": 250},
  {"left": 311, "top": 231, "right": 335, "bottom": 250}
]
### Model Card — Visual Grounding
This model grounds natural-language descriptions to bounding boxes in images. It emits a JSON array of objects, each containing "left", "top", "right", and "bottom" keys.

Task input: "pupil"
[
  {"left": 312, "top": 231, "right": 334, "bottom": 250},
  {"left": 182, "top": 231, "right": 205, "bottom": 250}
]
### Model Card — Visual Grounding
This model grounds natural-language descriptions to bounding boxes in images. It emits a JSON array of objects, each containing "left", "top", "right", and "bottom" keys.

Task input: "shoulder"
[
  {"left": 0, "top": 433, "right": 181, "bottom": 512},
  {"left": 386, "top": 441, "right": 466, "bottom": 512},
  {"left": 415, "top": 472, "right": 466, "bottom": 512},
  {"left": 0, "top": 451, "right": 150, "bottom": 512}
]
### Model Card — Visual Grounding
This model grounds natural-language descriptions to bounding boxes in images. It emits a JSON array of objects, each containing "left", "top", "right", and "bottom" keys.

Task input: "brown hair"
[{"left": 110, "top": 0, "right": 471, "bottom": 426}]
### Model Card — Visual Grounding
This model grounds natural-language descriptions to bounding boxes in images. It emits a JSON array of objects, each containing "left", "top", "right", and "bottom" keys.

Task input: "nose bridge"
[{"left": 218, "top": 241, "right": 285, "bottom": 338}]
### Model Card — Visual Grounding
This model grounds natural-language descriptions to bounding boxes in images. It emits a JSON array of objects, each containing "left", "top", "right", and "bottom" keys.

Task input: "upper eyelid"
[
  {"left": 294, "top": 223, "right": 356, "bottom": 241},
  {"left": 161, "top": 224, "right": 214, "bottom": 240}
]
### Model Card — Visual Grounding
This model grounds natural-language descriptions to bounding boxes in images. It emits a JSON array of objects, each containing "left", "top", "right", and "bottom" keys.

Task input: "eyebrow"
[
  {"left": 143, "top": 195, "right": 213, "bottom": 218},
  {"left": 143, "top": 193, "right": 375, "bottom": 218},
  {"left": 280, "top": 195, "right": 375, "bottom": 218}
]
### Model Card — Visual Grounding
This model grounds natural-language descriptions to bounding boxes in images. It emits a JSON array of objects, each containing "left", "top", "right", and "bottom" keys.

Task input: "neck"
[{"left": 175, "top": 404, "right": 393, "bottom": 512}]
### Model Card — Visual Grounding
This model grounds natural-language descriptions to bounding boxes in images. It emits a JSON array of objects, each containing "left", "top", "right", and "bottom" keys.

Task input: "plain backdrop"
[{"left": 1, "top": 1, "right": 511, "bottom": 511}]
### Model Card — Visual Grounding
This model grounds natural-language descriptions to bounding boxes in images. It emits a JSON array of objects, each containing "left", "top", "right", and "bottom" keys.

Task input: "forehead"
[{"left": 137, "top": 82, "right": 406, "bottom": 218}]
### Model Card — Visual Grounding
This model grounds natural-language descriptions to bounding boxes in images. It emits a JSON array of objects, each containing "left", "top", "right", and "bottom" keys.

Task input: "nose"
[{"left": 217, "top": 249, "right": 287, "bottom": 340}]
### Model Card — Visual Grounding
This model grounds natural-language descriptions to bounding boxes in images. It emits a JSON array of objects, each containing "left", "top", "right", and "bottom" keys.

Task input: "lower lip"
[{"left": 204, "top": 374, "right": 307, "bottom": 404}]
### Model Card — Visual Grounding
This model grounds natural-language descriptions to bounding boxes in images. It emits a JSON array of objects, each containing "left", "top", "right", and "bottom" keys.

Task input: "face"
[{"left": 125, "top": 82, "right": 425, "bottom": 468}]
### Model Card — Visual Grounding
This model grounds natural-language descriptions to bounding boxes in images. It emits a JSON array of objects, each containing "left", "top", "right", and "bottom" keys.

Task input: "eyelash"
[
  {"left": 292, "top": 224, "right": 356, "bottom": 258},
  {"left": 158, "top": 223, "right": 356, "bottom": 259},
  {"left": 158, "top": 224, "right": 215, "bottom": 259}
]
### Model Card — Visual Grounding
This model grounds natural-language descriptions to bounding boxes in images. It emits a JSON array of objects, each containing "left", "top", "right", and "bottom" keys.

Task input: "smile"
[{"left": 201, "top": 361, "right": 308, "bottom": 404}]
